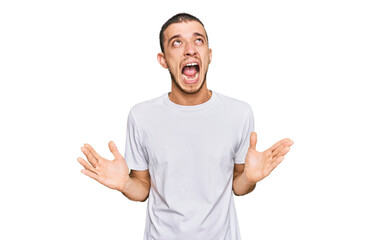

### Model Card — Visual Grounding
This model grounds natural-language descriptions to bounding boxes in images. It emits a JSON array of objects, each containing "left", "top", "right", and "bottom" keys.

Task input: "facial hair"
[{"left": 168, "top": 68, "right": 208, "bottom": 95}]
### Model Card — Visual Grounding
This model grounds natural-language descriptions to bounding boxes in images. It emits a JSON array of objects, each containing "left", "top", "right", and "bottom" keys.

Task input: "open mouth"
[{"left": 182, "top": 62, "right": 200, "bottom": 84}]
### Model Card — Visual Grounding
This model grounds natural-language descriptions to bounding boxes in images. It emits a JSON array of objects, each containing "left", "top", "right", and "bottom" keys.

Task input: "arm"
[
  {"left": 78, "top": 141, "right": 150, "bottom": 202},
  {"left": 233, "top": 132, "right": 294, "bottom": 196},
  {"left": 233, "top": 163, "right": 256, "bottom": 196},
  {"left": 123, "top": 169, "right": 150, "bottom": 202}
]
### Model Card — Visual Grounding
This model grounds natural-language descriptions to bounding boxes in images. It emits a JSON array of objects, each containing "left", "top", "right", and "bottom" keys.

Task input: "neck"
[{"left": 168, "top": 88, "right": 212, "bottom": 106}]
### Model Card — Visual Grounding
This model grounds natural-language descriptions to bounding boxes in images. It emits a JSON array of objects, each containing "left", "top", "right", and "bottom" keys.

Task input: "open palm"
[
  {"left": 77, "top": 141, "right": 130, "bottom": 192},
  {"left": 244, "top": 132, "right": 294, "bottom": 183}
]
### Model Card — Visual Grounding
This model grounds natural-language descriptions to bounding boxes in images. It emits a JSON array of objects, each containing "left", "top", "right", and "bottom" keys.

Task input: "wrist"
[
  {"left": 119, "top": 175, "right": 132, "bottom": 193},
  {"left": 243, "top": 170, "right": 257, "bottom": 186}
]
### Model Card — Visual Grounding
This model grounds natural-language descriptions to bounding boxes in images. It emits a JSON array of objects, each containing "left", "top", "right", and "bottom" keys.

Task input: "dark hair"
[{"left": 159, "top": 13, "right": 209, "bottom": 53}]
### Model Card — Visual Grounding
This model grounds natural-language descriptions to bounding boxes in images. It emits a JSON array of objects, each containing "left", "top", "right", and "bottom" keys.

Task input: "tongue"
[{"left": 183, "top": 66, "right": 197, "bottom": 76}]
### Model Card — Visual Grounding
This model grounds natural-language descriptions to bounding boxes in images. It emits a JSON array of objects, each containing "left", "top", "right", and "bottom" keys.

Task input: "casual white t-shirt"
[{"left": 124, "top": 90, "right": 254, "bottom": 240}]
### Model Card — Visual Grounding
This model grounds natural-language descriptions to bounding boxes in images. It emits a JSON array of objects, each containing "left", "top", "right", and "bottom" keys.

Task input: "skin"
[
  {"left": 157, "top": 21, "right": 213, "bottom": 106},
  {"left": 77, "top": 20, "right": 294, "bottom": 200},
  {"left": 233, "top": 132, "right": 294, "bottom": 196}
]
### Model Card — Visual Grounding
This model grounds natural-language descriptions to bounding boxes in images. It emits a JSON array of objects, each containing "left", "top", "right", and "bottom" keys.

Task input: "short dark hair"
[{"left": 159, "top": 13, "right": 209, "bottom": 53}]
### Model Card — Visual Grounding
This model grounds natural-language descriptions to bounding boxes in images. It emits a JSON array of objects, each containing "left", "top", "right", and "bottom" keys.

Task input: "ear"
[
  {"left": 208, "top": 48, "right": 213, "bottom": 64},
  {"left": 157, "top": 52, "right": 168, "bottom": 69}
]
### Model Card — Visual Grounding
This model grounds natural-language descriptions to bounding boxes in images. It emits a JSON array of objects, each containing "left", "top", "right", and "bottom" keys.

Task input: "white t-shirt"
[{"left": 124, "top": 90, "right": 254, "bottom": 240}]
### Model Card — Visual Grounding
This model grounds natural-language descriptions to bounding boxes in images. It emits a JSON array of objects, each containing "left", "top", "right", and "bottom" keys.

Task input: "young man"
[{"left": 78, "top": 13, "right": 294, "bottom": 240}]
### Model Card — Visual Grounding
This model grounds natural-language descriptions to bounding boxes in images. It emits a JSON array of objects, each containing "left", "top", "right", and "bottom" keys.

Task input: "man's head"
[
  {"left": 157, "top": 13, "right": 212, "bottom": 95},
  {"left": 159, "top": 13, "right": 209, "bottom": 53}
]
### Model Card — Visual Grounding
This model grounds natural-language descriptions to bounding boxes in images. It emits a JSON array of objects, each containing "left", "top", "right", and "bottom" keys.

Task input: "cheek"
[
  {"left": 166, "top": 62, "right": 180, "bottom": 75},
  {"left": 198, "top": 49, "right": 211, "bottom": 64},
  {"left": 202, "top": 57, "right": 211, "bottom": 70},
  {"left": 166, "top": 58, "right": 181, "bottom": 72}
]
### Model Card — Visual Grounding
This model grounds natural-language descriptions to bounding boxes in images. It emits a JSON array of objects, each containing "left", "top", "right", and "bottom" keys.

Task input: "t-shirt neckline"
[{"left": 163, "top": 89, "right": 217, "bottom": 111}]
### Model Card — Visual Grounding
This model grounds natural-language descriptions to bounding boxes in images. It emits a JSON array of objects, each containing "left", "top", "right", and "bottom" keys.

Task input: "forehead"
[{"left": 163, "top": 21, "right": 207, "bottom": 41}]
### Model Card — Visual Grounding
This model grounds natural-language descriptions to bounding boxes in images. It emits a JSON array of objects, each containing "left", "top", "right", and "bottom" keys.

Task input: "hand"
[
  {"left": 77, "top": 141, "right": 130, "bottom": 192},
  {"left": 244, "top": 132, "right": 294, "bottom": 184}
]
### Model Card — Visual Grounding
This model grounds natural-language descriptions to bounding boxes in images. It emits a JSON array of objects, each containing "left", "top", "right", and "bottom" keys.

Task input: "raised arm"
[
  {"left": 233, "top": 132, "right": 294, "bottom": 196},
  {"left": 77, "top": 141, "right": 150, "bottom": 202}
]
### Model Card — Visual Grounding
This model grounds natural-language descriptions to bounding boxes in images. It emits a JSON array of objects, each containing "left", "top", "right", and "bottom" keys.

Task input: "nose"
[{"left": 184, "top": 42, "right": 196, "bottom": 56}]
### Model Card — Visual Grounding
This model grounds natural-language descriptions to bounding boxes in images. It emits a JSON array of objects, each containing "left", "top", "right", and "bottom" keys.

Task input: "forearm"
[
  {"left": 120, "top": 177, "right": 150, "bottom": 202},
  {"left": 233, "top": 172, "right": 256, "bottom": 196}
]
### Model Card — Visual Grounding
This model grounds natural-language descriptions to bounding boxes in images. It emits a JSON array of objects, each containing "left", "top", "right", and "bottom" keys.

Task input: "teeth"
[
  {"left": 186, "top": 62, "right": 198, "bottom": 67},
  {"left": 183, "top": 72, "right": 199, "bottom": 81}
]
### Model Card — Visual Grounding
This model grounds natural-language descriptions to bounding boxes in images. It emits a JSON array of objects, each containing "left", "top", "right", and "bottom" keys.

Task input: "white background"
[{"left": 1, "top": 0, "right": 370, "bottom": 239}]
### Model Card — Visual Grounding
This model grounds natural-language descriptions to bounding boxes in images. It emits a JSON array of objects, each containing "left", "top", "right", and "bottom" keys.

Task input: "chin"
[{"left": 170, "top": 69, "right": 206, "bottom": 94}]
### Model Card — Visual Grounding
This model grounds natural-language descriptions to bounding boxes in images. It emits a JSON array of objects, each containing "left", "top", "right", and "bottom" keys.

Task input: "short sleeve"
[
  {"left": 233, "top": 105, "right": 255, "bottom": 164},
  {"left": 124, "top": 110, "right": 149, "bottom": 170}
]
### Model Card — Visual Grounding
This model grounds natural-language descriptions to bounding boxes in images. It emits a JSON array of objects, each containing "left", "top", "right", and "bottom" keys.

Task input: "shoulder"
[
  {"left": 127, "top": 93, "right": 166, "bottom": 130},
  {"left": 214, "top": 91, "right": 253, "bottom": 115},
  {"left": 129, "top": 93, "right": 165, "bottom": 117}
]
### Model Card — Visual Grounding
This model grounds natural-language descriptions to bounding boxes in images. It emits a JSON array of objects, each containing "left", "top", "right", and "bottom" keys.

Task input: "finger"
[
  {"left": 84, "top": 143, "right": 105, "bottom": 162},
  {"left": 272, "top": 146, "right": 291, "bottom": 162},
  {"left": 108, "top": 141, "right": 123, "bottom": 160},
  {"left": 81, "top": 169, "right": 100, "bottom": 182},
  {"left": 267, "top": 156, "right": 284, "bottom": 174},
  {"left": 272, "top": 141, "right": 291, "bottom": 158},
  {"left": 77, "top": 157, "right": 97, "bottom": 174},
  {"left": 269, "top": 138, "right": 292, "bottom": 152},
  {"left": 81, "top": 146, "right": 98, "bottom": 167},
  {"left": 249, "top": 132, "right": 257, "bottom": 150}
]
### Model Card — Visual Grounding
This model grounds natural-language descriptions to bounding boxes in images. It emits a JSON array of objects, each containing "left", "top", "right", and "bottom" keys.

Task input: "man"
[{"left": 78, "top": 13, "right": 294, "bottom": 240}]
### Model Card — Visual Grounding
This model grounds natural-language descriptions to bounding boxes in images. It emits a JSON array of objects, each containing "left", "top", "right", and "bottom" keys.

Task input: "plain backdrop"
[{"left": 1, "top": 0, "right": 370, "bottom": 239}]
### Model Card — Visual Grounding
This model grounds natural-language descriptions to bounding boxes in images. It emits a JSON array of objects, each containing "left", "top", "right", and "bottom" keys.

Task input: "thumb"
[
  {"left": 109, "top": 141, "right": 123, "bottom": 160},
  {"left": 249, "top": 132, "right": 257, "bottom": 150}
]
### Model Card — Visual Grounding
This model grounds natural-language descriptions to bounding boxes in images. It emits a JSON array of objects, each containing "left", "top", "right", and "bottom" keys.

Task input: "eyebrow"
[
  {"left": 193, "top": 32, "right": 206, "bottom": 39},
  {"left": 168, "top": 32, "right": 206, "bottom": 45}
]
